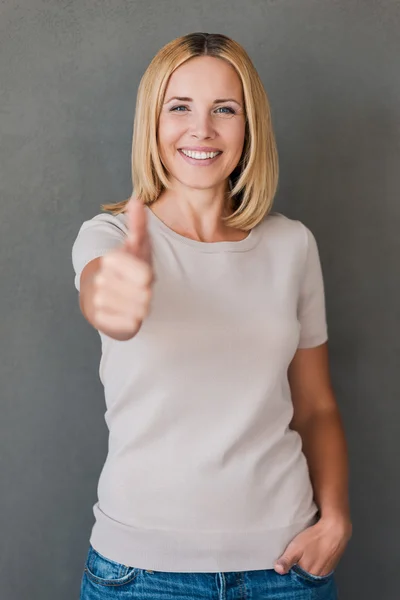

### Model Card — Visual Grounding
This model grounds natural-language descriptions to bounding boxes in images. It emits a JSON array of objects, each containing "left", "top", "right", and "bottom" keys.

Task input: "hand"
[
  {"left": 274, "top": 516, "right": 352, "bottom": 577},
  {"left": 92, "top": 196, "right": 154, "bottom": 339}
]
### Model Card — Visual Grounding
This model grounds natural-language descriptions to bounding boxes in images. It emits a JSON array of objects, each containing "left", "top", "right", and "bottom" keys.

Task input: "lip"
[
  {"left": 179, "top": 146, "right": 223, "bottom": 152},
  {"left": 178, "top": 149, "right": 222, "bottom": 167}
]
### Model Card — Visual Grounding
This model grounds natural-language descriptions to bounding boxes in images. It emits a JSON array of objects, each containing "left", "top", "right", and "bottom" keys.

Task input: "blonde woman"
[{"left": 72, "top": 32, "right": 351, "bottom": 600}]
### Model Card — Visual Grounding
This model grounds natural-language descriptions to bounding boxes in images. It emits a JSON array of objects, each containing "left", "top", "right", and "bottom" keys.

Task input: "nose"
[{"left": 189, "top": 110, "right": 216, "bottom": 140}]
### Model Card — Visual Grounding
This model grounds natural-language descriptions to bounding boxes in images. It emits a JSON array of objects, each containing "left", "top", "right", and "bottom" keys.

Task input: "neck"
[{"left": 149, "top": 184, "right": 244, "bottom": 243}]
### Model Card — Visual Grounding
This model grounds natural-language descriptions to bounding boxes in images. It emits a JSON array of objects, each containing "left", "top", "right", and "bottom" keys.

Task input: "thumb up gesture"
[
  {"left": 92, "top": 196, "right": 154, "bottom": 340},
  {"left": 123, "top": 195, "right": 153, "bottom": 266}
]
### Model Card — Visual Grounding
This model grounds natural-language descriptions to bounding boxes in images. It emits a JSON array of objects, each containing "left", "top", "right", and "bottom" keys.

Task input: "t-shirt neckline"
[{"left": 144, "top": 205, "right": 261, "bottom": 253}]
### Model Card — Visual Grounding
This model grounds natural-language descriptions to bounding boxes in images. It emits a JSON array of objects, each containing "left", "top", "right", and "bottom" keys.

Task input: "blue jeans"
[{"left": 80, "top": 544, "right": 338, "bottom": 599}]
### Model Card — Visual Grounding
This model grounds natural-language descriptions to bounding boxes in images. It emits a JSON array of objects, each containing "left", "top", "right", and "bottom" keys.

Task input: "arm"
[
  {"left": 273, "top": 222, "right": 352, "bottom": 576},
  {"left": 274, "top": 341, "right": 352, "bottom": 576},
  {"left": 288, "top": 342, "right": 351, "bottom": 526}
]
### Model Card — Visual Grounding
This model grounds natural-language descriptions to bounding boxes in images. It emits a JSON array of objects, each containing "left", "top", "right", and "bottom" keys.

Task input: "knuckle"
[
  {"left": 100, "top": 253, "right": 112, "bottom": 269},
  {"left": 94, "top": 272, "right": 106, "bottom": 289},
  {"left": 92, "top": 293, "right": 102, "bottom": 309},
  {"left": 93, "top": 308, "right": 105, "bottom": 326},
  {"left": 102, "top": 250, "right": 120, "bottom": 270}
]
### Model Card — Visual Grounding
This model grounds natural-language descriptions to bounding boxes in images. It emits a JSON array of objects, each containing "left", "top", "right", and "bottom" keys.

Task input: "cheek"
[
  {"left": 158, "top": 117, "right": 185, "bottom": 148},
  {"left": 224, "top": 122, "right": 246, "bottom": 159}
]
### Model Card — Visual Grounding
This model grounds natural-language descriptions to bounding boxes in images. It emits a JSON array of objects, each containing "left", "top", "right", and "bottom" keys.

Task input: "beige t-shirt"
[{"left": 72, "top": 205, "right": 328, "bottom": 573}]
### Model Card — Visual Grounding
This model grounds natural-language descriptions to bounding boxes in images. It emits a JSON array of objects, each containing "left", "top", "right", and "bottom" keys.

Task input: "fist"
[{"left": 92, "top": 196, "right": 154, "bottom": 339}]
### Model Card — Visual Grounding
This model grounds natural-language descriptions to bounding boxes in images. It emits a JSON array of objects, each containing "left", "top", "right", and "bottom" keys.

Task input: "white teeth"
[{"left": 181, "top": 149, "right": 220, "bottom": 160}]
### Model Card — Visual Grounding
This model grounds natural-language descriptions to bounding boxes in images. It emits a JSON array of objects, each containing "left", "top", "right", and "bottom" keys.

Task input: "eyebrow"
[{"left": 164, "top": 96, "right": 242, "bottom": 106}]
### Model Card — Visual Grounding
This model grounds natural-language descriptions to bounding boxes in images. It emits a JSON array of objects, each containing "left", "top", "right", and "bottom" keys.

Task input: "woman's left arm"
[{"left": 274, "top": 342, "right": 353, "bottom": 576}]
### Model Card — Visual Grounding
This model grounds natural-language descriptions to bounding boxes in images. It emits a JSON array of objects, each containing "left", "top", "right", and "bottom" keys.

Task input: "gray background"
[{"left": 1, "top": 1, "right": 399, "bottom": 598}]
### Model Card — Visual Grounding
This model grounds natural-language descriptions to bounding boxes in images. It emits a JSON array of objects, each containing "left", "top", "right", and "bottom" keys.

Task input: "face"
[{"left": 157, "top": 56, "right": 246, "bottom": 192}]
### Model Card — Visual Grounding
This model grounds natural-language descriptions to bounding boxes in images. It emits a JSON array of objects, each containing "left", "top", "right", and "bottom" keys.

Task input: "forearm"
[{"left": 295, "top": 407, "right": 351, "bottom": 523}]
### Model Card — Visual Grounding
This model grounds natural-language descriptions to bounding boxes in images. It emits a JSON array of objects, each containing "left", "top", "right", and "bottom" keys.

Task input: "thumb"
[
  {"left": 124, "top": 196, "right": 148, "bottom": 259},
  {"left": 274, "top": 544, "right": 302, "bottom": 575}
]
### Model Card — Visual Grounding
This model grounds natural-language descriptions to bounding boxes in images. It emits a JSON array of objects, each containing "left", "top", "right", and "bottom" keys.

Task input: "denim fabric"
[{"left": 80, "top": 544, "right": 338, "bottom": 599}]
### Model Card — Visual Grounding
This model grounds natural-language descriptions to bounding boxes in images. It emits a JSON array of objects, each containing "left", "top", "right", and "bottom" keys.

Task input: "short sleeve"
[
  {"left": 297, "top": 224, "right": 328, "bottom": 348},
  {"left": 71, "top": 213, "right": 127, "bottom": 291}
]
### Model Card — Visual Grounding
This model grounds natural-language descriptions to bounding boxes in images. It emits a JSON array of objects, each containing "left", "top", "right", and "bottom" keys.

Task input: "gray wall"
[{"left": 1, "top": 1, "right": 399, "bottom": 598}]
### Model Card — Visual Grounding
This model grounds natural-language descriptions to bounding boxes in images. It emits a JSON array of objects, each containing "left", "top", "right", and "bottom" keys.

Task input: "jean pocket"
[
  {"left": 291, "top": 563, "right": 335, "bottom": 585},
  {"left": 84, "top": 545, "right": 140, "bottom": 587}
]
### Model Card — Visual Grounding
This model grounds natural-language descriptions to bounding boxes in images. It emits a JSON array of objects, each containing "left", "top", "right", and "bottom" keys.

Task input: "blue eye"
[
  {"left": 169, "top": 105, "right": 236, "bottom": 114},
  {"left": 215, "top": 106, "right": 236, "bottom": 114},
  {"left": 170, "top": 105, "right": 188, "bottom": 112}
]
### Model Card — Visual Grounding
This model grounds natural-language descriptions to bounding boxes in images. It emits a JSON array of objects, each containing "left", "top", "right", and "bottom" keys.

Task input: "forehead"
[{"left": 165, "top": 56, "right": 243, "bottom": 99}]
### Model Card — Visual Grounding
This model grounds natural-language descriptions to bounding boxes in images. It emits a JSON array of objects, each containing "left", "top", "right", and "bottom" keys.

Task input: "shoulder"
[
  {"left": 257, "top": 211, "right": 312, "bottom": 250},
  {"left": 75, "top": 211, "right": 128, "bottom": 237},
  {"left": 72, "top": 211, "right": 128, "bottom": 261},
  {"left": 71, "top": 211, "right": 129, "bottom": 291}
]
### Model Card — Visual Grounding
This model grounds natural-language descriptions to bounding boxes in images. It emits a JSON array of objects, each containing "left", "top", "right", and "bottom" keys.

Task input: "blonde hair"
[{"left": 102, "top": 32, "right": 279, "bottom": 230}]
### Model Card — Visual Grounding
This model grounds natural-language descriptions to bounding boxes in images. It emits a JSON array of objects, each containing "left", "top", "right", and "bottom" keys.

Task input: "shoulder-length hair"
[{"left": 102, "top": 32, "right": 279, "bottom": 230}]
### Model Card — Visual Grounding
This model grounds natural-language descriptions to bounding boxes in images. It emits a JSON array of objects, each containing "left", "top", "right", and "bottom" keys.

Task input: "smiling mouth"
[{"left": 179, "top": 149, "right": 222, "bottom": 160}]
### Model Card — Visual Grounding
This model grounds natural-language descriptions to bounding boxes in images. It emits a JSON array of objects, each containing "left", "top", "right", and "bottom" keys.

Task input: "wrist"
[{"left": 318, "top": 512, "right": 352, "bottom": 538}]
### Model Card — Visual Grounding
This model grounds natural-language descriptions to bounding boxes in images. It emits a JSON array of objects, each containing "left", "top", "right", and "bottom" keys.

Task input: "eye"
[
  {"left": 169, "top": 105, "right": 237, "bottom": 115},
  {"left": 170, "top": 105, "right": 188, "bottom": 112},
  {"left": 215, "top": 106, "right": 236, "bottom": 114}
]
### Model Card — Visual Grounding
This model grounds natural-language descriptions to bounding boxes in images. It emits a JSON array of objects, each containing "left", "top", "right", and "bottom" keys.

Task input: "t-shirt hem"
[
  {"left": 298, "top": 333, "right": 328, "bottom": 349},
  {"left": 89, "top": 503, "right": 318, "bottom": 573}
]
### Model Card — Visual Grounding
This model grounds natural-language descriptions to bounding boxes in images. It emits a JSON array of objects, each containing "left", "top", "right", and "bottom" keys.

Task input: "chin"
[
  {"left": 174, "top": 175, "right": 226, "bottom": 191},
  {"left": 187, "top": 183, "right": 222, "bottom": 192}
]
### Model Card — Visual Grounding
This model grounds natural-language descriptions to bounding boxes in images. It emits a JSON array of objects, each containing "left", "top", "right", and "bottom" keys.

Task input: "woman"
[{"left": 72, "top": 32, "right": 352, "bottom": 600}]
